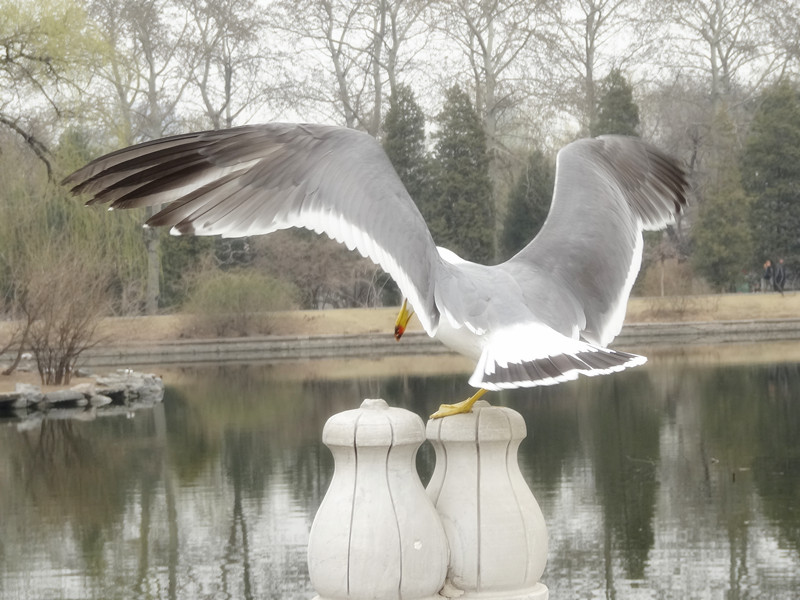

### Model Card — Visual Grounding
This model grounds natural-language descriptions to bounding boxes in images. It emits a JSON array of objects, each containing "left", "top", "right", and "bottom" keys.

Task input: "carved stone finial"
[
  {"left": 308, "top": 399, "right": 449, "bottom": 600},
  {"left": 426, "top": 401, "right": 549, "bottom": 599}
]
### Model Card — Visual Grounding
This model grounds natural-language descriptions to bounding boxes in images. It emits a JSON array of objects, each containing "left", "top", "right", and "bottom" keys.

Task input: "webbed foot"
[{"left": 429, "top": 389, "right": 487, "bottom": 419}]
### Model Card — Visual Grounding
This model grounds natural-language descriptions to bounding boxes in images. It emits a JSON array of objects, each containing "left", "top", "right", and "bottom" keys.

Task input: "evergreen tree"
[
  {"left": 500, "top": 148, "right": 554, "bottom": 259},
  {"left": 427, "top": 85, "right": 494, "bottom": 263},
  {"left": 381, "top": 84, "right": 429, "bottom": 305},
  {"left": 591, "top": 69, "right": 640, "bottom": 137},
  {"left": 692, "top": 108, "right": 753, "bottom": 291},
  {"left": 383, "top": 83, "right": 428, "bottom": 205},
  {"left": 741, "top": 81, "right": 800, "bottom": 270}
]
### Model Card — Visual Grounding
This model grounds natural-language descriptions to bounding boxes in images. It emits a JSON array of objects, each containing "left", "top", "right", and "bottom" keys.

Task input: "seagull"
[{"left": 63, "top": 124, "right": 688, "bottom": 418}]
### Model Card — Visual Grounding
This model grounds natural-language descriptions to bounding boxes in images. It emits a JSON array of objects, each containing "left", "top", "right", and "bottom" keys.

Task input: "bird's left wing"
[{"left": 63, "top": 123, "right": 441, "bottom": 333}]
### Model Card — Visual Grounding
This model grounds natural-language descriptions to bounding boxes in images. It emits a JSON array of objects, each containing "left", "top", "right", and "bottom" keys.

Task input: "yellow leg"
[{"left": 429, "top": 389, "right": 488, "bottom": 419}]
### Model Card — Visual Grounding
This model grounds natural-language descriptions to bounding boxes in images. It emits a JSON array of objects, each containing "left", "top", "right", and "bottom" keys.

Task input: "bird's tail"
[{"left": 469, "top": 323, "right": 646, "bottom": 391}]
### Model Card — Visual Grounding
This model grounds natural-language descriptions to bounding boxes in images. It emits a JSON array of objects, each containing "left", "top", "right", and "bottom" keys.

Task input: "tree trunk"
[
  {"left": 1, "top": 319, "right": 32, "bottom": 376},
  {"left": 144, "top": 206, "right": 160, "bottom": 314},
  {"left": 370, "top": 0, "right": 387, "bottom": 137}
]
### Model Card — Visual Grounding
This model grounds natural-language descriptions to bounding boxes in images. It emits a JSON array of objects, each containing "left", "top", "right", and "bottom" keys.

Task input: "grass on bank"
[{"left": 29, "top": 290, "right": 800, "bottom": 344}]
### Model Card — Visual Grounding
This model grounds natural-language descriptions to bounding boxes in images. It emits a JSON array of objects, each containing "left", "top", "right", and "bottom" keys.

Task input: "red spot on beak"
[{"left": 394, "top": 298, "right": 412, "bottom": 341}]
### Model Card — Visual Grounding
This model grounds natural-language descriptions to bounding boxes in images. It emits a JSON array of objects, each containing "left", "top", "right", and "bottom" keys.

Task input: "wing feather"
[
  {"left": 63, "top": 123, "right": 441, "bottom": 333},
  {"left": 507, "top": 136, "right": 688, "bottom": 346}
]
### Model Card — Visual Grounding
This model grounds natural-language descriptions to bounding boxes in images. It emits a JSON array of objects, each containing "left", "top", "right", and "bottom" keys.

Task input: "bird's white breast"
[{"left": 433, "top": 318, "right": 485, "bottom": 360}]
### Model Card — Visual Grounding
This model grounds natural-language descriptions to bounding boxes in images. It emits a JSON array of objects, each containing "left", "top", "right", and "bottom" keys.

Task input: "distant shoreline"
[
  {"left": 2, "top": 292, "right": 800, "bottom": 392},
  {"left": 70, "top": 316, "right": 800, "bottom": 368}
]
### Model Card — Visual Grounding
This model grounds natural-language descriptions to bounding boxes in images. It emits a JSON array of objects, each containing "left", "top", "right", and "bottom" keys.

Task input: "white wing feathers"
[{"left": 63, "top": 124, "right": 442, "bottom": 334}]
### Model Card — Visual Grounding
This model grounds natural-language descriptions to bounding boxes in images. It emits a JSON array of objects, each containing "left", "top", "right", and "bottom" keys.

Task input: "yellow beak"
[{"left": 394, "top": 298, "right": 414, "bottom": 341}]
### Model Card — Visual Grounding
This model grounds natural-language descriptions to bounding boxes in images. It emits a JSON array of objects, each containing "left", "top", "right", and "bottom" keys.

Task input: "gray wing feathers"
[
  {"left": 509, "top": 136, "right": 688, "bottom": 346},
  {"left": 592, "top": 135, "right": 687, "bottom": 230},
  {"left": 63, "top": 124, "right": 441, "bottom": 333}
]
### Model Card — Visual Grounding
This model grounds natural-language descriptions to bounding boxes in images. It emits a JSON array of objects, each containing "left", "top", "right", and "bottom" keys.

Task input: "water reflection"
[{"left": 1, "top": 352, "right": 799, "bottom": 599}]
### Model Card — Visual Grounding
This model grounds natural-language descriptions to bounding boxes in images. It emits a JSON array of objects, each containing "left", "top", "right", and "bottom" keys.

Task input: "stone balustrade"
[{"left": 308, "top": 399, "right": 549, "bottom": 600}]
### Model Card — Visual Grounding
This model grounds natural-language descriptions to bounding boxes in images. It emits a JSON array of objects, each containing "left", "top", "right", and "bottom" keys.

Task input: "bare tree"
[
  {"left": 1, "top": 288, "right": 35, "bottom": 377},
  {"left": 769, "top": 0, "right": 800, "bottom": 75},
  {"left": 253, "top": 232, "right": 387, "bottom": 309},
  {"left": 270, "top": 1, "right": 437, "bottom": 297},
  {"left": 18, "top": 245, "right": 111, "bottom": 386},
  {"left": 0, "top": 133, "right": 50, "bottom": 375},
  {"left": 639, "top": 0, "right": 791, "bottom": 197},
  {"left": 369, "top": 0, "right": 433, "bottom": 133},
  {"left": 380, "top": 0, "right": 432, "bottom": 98},
  {"left": 89, "top": 0, "right": 195, "bottom": 142},
  {"left": 181, "top": 0, "right": 292, "bottom": 128},
  {"left": 274, "top": 0, "right": 370, "bottom": 129},
  {"left": 660, "top": 0, "right": 790, "bottom": 106},
  {"left": 434, "top": 0, "right": 547, "bottom": 161},
  {"left": 0, "top": 0, "right": 103, "bottom": 177},
  {"left": 543, "top": 0, "right": 661, "bottom": 133},
  {"left": 429, "top": 0, "right": 551, "bottom": 254},
  {"left": 633, "top": 0, "right": 791, "bottom": 291},
  {"left": 275, "top": 0, "right": 430, "bottom": 135},
  {"left": 88, "top": 0, "right": 199, "bottom": 314}
]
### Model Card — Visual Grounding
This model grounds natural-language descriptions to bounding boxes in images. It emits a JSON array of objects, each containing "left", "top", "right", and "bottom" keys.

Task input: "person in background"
[
  {"left": 774, "top": 258, "right": 786, "bottom": 295},
  {"left": 762, "top": 260, "right": 773, "bottom": 292}
]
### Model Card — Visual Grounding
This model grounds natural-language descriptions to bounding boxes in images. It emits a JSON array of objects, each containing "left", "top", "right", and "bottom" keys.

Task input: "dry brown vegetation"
[
  {"left": 1, "top": 292, "right": 798, "bottom": 348},
  {"left": 624, "top": 291, "right": 800, "bottom": 323}
]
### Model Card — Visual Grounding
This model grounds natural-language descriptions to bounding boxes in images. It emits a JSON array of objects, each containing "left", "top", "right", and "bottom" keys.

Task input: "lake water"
[{"left": 1, "top": 345, "right": 799, "bottom": 600}]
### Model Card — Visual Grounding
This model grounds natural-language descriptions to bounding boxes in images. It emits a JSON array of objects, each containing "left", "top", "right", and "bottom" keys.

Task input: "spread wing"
[
  {"left": 507, "top": 135, "right": 689, "bottom": 347},
  {"left": 63, "top": 123, "right": 441, "bottom": 333}
]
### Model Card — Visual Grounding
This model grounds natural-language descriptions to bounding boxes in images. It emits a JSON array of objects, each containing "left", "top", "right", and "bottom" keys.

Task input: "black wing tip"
[
  {"left": 61, "top": 168, "right": 95, "bottom": 197},
  {"left": 59, "top": 127, "right": 249, "bottom": 198},
  {"left": 60, "top": 173, "right": 78, "bottom": 188},
  {"left": 588, "top": 134, "right": 691, "bottom": 223}
]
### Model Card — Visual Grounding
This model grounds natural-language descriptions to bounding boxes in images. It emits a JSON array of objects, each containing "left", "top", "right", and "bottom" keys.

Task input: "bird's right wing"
[
  {"left": 507, "top": 136, "right": 689, "bottom": 347},
  {"left": 63, "top": 123, "right": 441, "bottom": 333}
]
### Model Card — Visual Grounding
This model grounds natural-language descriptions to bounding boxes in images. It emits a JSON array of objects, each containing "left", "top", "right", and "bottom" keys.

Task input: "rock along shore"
[{"left": 0, "top": 370, "right": 164, "bottom": 422}]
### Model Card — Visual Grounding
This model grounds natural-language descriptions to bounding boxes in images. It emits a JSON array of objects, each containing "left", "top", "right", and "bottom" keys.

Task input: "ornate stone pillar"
[
  {"left": 426, "top": 400, "right": 549, "bottom": 599},
  {"left": 308, "top": 398, "right": 449, "bottom": 600}
]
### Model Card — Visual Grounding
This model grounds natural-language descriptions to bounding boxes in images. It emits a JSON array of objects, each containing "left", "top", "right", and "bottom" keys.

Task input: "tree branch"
[{"left": 0, "top": 113, "right": 53, "bottom": 180}]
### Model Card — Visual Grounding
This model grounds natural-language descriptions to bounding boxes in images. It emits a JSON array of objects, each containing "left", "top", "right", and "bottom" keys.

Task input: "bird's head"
[{"left": 394, "top": 298, "right": 414, "bottom": 341}]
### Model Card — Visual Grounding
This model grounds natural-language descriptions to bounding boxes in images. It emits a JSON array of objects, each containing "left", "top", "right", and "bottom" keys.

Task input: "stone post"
[
  {"left": 308, "top": 399, "right": 449, "bottom": 600},
  {"left": 426, "top": 400, "right": 549, "bottom": 599}
]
